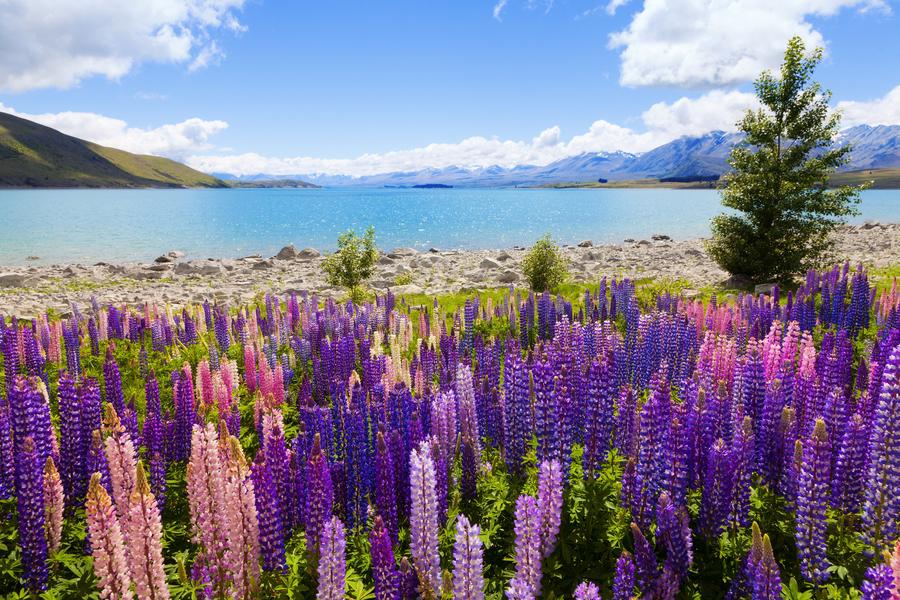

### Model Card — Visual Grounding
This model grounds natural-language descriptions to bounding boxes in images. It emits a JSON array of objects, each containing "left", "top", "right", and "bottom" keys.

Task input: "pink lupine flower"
[
  {"left": 43, "top": 457, "right": 64, "bottom": 554},
  {"left": 103, "top": 405, "right": 137, "bottom": 521},
  {"left": 224, "top": 436, "right": 261, "bottom": 599},
  {"left": 316, "top": 516, "right": 347, "bottom": 600},
  {"left": 410, "top": 440, "right": 442, "bottom": 599},
  {"left": 85, "top": 473, "right": 133, "bottom": 600},
  {"left": 125, "top": 462, "right": 169, "bottom": 600}
]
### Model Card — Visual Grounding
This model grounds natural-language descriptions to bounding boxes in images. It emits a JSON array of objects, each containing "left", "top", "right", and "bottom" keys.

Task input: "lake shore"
[{"left": 0, "top": 222, "right": 897, "bottom": 316}]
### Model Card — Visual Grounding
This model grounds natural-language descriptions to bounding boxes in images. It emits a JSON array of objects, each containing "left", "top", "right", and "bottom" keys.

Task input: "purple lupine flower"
[
  {"left": 9, "top": 376, "right": 54, "bottom": 469},
  {"left": 700, "top": 438, "right": 732, "bottom": 538},
  {"left": 574, "top": 581, "right": 601, "bottom": 600},
  {"left": 16, "top": 436, "right": 48, "bottom": 593},
  {"left": 862, "top": 344, "right": 900, "bottom": 553},
  {"left": 409, "top": 440, "right": 441, "bottom": 599},
  {"left": 630, "top": 523, "right": 658, "bottom": 594},
  {"left": 795, "top": 418, "right": 831, "bottom": 584},
  {"left": 860, "top": 564, "right": 895, "bottom": 600},
  {"left": 655, "top": 493, "right": 692, "bottom": 581},
  {"left": 369, "top": 516, "right": 401, "bottom": 600},
  {"left": 103, "top": 348, "right": 126, "bottom": 416},
  {"left": 728, "top": 416, "right": 754, "bottom": 529},
  {"left": 584, "top": 358, "right": 614, "bottom": 479},
  {"left": 612, "top": 551, "right": 636, "bottom": 600},
  {"left": 507, "top": 495, "right": 542, "bottom": 600},
  {"left": 58, "top": 371, "right": 84, "bottom": 503},
  {"left": 503, "top": 352, "right": 530, "bottom": 475},
  {"left": 537, "top": 459, "right": 563, "bottom": 558},
  {"left": 461, "top": 437, "right": 478, "bottom": 502},
  {"left": 316, "top": 516, "right": 346, "bottom": 600},
  {"left": 251, "top": 451, "right": 286, "bottom": 571},
  {"left": 0, "top": 401, "right": 14, "bottom": 499},
  {"left": 399, "top": 558, "right": 419, "bottom": 600},
  {"left": 751, "top": 533, "right": 782, "bottom": 600},
  {"left": 305, "top": 433, "right": 334, "bottom": 555},
  {"left": 452, "top": 514, "right": 485, "bottom": 600},
  {"left": 831, "top": 411, "right": 867, "bottom": 512},
  {"left": 375, "top": 431, "right": 399, "bottom": 545}
]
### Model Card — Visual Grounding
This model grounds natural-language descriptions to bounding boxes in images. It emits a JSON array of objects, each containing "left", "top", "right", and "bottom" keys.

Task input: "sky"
[{"left": 0, "top": 0, "right": 898, "bottom": 177}]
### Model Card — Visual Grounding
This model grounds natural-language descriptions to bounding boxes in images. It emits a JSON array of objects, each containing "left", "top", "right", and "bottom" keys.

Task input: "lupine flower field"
[{"left": 1, "top": 263, "right": 900, "bottom": 599}]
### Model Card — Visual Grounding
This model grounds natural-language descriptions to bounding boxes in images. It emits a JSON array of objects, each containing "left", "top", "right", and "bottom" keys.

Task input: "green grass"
[
  {"left": 828, "top": 168, "right": 900, "bottom": 189},
  {"left": 0, "top": 111, "right": 226, "bottom": 189}
]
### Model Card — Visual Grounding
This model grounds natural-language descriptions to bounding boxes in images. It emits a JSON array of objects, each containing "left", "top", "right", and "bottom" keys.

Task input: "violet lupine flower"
[
  {"left": 305, "top": 433, "right": 334, "bottom": 555},
  {"left": 16, "top": 436, "right": 48, "bottom": 593},
  {"left": 751, "top": 534, "right": 782, "bottom": 600},
  {"left": 503, "top": 353, "right": 530, "bottom": 476},
  {"left": 43, "top": 457, "right": 64, "bottom": 555},
  {"left": 316, "top": 516, "right": 346, "bottom": 600},
  {"left": 795, "top": 418, "right": 831, "bottom": 584},
  {"left": 861, "top": 564, "right": 895, "bottom": 600},
  {"left": 85, "top": 473, "right": 134, "bottom": 600},
  {"left": 831, "top": 411, "right": 867, "bottom": 512},
  {"left": 537, "top": 459, "right": 564, "bottom": 558},
  {"left": 375, "top": 431, "right": 399, "bottom": 545},
  {"left": 0, "top": 401, "right": 13, "bottom": 499},
  {"left": 399, "top": 558, "right": 419, "bottom": 600},
  {"left": 369, "top": 515, "right": 401, "bottom": 600},
  {"left": 630, "top": 523, "right": 657, "bottom": 594},
  {"left": 584, "top": 358, "right": 614, "bottom": 479},
  {"left": 409, "top": 441, "right": 442, "bottom": 599},
  {"left": 612, "top": 551, "right": 636, "bottom": 600},
  {"left": 700, "top": 438, "right": 732, "bottom": 539},
  {"left": 124, "top": 462, "right": 170, "bottom": 600},
  {"left": 452, "top": 514, "right": 485, "bottom": 600},
  {"left": 252, "top": 451, "right": 286, "bottom": 572},
  {"left": 574, "top": 581, "right": 601, "bottom": 600},
  {"left": 655, "top": 493, "right": 692, "bottom": 581},
  {"left": 58, "top": 371, "right": 84, "bottom": 502},
  {"left": 862, "top": 343, "right": 900, "bottom": 553},
  {"left": 507, "top": 495, "right": 543, "bottom": 600}
]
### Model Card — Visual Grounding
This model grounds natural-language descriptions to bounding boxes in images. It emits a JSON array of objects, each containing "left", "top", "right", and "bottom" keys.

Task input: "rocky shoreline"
[{"left": 0, "top": 222, "right": 897, "bottom": 316}]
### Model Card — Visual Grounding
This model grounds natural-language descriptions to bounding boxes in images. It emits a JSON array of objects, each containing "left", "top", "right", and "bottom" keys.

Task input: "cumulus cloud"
[
  {"left": 610, "top": 0, "right": 889, "bottom": 88},
  {"left": 641, "top": 90, "right": 757, "bottom": 137},
  {"left": 0, "top": 0, "right": 247, "bottom": 93},
  {"left": 837, "top": 85, "right": 900, "bottom": 127},
  {"left": 0, "top": 103, "right": 228, "bottom": 159}
]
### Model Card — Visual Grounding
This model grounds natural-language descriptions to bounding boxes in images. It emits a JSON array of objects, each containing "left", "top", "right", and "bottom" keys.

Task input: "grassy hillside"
[
  {"left": 0, "top": 111, "right": 226, "bottom": 188},
  {"left": 829, "top": 168, "right": 900, "bottom": 189}
]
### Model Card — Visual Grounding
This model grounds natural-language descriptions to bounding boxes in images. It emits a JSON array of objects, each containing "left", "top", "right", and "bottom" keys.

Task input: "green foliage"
[
  {"left": 393, "top": 272, "right": 413, "bottom": 286},
  {"left": 321, "top": 226, "right": 379, "bottom": 302},
  {"left": 705, "top": 36, "right": 864, "bottom": 284},
  {"left": 521, "top": 234, "right": 568, "bottom": 292}
]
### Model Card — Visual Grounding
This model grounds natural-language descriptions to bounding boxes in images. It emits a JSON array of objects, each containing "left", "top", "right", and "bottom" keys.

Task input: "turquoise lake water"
[{"left": 0, "top": 187, "right": 897, "bottom": 265}]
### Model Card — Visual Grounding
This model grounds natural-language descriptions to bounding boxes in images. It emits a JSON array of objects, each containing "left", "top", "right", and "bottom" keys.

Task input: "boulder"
[
  {"left": 146, "top": 263, "right": 172, "bottom": 272},
  {"left": 651, "top": 234, "right": 671, "bottom": 241},
  {"left": 378, "top": 256, "right": 395, "bottom": 265},
  {"left": 577, "top": 240, "right": 593, "bottom": 248},
  {"left": 636, "top": 240, "right": 652, "bottom": 246},
  {"left": 0, "top": 272, "right": 27, "bottom": 287},
  {"left": 428, "top": 247, "right": 440, "bottom": 253},
  {"left": 276, "top": 244, "right": 299, "bottom": 260},
  {"left": 498, "top": 270, "right": 519, "bottom": 283},
  {"left": 721, "top": 274, "right": 753, "bottom": 290},
  {"left": 496, "top": 252, "right": 513, "bottom": 262},
  {"left": 174, "top": 260, "right": 224, "bottom": 276},
  {"left": 392, "top": 284, "right": 424, "bottom": 296},
  {"left": 252, "top": 258, "right": 275, "bottom": 270},
  {"left": 754, "top": 282, "right": 777, "bottom": 296},
  {"left": 297, "top": 247, "right": 321, "bottom": 259},
  {"left": 479, "top": 258, "right": 500, "bottom": 269},
  {"left": 167, "top": 250, "right": 185, "bottom": 259},
  {"left": 155, "top": 255, "right": 174, "bottom": 263},
  {"left": 388, "top": 247, "right": 418, "bottom": 259},
  {"left": 624, "top": 238, "right": 636, "bottom": 243}
]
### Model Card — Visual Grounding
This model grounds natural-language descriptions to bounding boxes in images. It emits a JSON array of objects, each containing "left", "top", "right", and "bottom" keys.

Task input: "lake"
[{"left": 0, "top": 187, "right": 897, "bottom": 265}]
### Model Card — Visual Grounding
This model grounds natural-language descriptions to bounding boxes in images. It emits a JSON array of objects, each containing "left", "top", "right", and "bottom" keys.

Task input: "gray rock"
[
  {"left": 754, "top": 282, "right": 777, "bottom": 295},
  {"left": 651, "top": 234, "right": 671, "bottom": 241},
  {"left": 721, "top": 274, "right": 752, "bottom": 290},
  {"left": 174, "top": 260, "right": 224, "bottom": 276},
  {"left": 479, "top": 258, "right": 500, "bottom": 269},
  {"left": 388, "top": 247, "right": 418, "bottom": 259},
  {"left": 428, "top": 247, "right": 440, "bottom": 253},
  {"left": 252, "top": 259, "right": 275, "bottom": 270},
  {"left": 378, "top": 256, "right": 395, "bottom": 265},
  {"left": 498, "top": 270, "right": 519, "bottom": 283},
  {"left": 681, "top": 288, "right": 701, "bottom": 299},
  {"left": 297, "top": 247, "right": 321, "bottom": 259},
  {"left": 167, "top": 250, "right": 185, "bottom": 259},
  {"left": 624, "top": 238, "right": 636, "bottom": 243},
  {"left": 860, "top": 221, "right": 879, "bottom": 230},
  {"left": 276, "top": 245, "right": 299, "bottom": 260},
  {"left": 392, "top": 284, "right": 424, "bottom": 296},
  {"left": 0, "top": 272, "right": 27, "bottom": 287},
  {"left": 496, "top": 252, "right": 513, "bottom": 262},
  {"left": 636, "top": 240, "right": 652, "bottom": 246},
  {"left": 146, "top": 264, "right": 172, "bottom": 272},
  {"left": 578, "top": 240, "right": 593, "bottom": 248},
  {"left": 155, "top": 255, "right": 174, "bottom": 263}
]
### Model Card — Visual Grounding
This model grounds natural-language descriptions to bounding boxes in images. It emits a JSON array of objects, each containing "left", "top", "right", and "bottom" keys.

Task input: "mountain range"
[{"left": 216, "top": 124, "right": 900, "bottom": 188}]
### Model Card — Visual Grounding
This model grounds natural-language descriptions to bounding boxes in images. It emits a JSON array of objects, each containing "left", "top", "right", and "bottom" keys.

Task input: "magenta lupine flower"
[
  {"left": 507, "top": 495, "right": 542, "bottom": 600},
  {"left": 43, "top": 457, "right": 64, "bottom": 555},
  {"left": 409, "top": 440, "right": 442, "bottom": 599},
  {"left": 452, "top": 514, "right": 485, "bottom": 600},
  {"left": 862, "top": 343, "right": 900, "bottom": 553},
  {"left": 574, "top": 581, "right": 601, "bottom": 600},
  {"left": 612, "top": 551, "right": 636, "bottom": 600},
  {"left": 316, "top": 516, "right": 346, "bottom": 600},
  {"left": 223, "top": 437, "right": 261, "bottom": 599},
  {"left": 795, "top": 418, "right": 831, "bottom": 584},
  {"left": 16, "top": 436, "right": 48, "bottom": 593},
  {"left": 369, "top": 515, "right": 401, "bottom": 600},
  {"left": 537, "top": 459, "right": 563, "bottom": 558},
  {"left": 305, "top": 433, "right": 334, "bottom": 555},
  {"left": 124, "top": 462, "right": 169, "bottom": 600},
  {"left": 85, "top": 473, "right": 134, "bottom": 600}
]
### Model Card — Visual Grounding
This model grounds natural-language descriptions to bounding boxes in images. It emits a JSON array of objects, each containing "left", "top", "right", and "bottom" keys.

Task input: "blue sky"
[{"left": 0, "top": 1, "right": 898, "bottom": 176}]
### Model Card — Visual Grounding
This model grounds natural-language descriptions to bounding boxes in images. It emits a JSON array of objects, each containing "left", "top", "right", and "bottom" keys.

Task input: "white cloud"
[
  {"left": 610, "top": 0, "right": 889, "bottom": 88},
  {"left": 837, "top": 85, "right": 900, "bottom": 127},
  {"left": 641, "top": 90, "right": 757, "bottom": 137},
  {"left": 0, "top": 103, "right": 228, "bottom": 159},
  {"left": 606, "top": 0, "right": 633, "bottom": 15},
  {"left": 0, "top": 0, "right": 247, "bottom": 93},
  {"left": 493, "top": 0, "right": 508, "bottom": 21}
]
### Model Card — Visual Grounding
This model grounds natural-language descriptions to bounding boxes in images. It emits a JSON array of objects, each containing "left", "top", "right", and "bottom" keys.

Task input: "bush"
[
  {"left": 522, "top": 234, "right": 568, "bottom": 292},
  {"left": 322, "top": 226, "right": 378, "bottom": 303}
]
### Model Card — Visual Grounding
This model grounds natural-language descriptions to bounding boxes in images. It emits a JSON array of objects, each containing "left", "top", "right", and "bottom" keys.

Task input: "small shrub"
[
  {"left": 393, "top": 272, "right": 413, "bottom": 286},
  {"left": 522, "top": 234, "right": 568, "bottom": 292},
  {"left": 322, "top": 226, "right": 378, "bottom": 303}
]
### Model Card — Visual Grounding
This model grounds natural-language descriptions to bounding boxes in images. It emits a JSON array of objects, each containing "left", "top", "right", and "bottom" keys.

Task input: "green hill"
[{"left": 0, "top": 111, "right": 226, "bottom": 188}]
